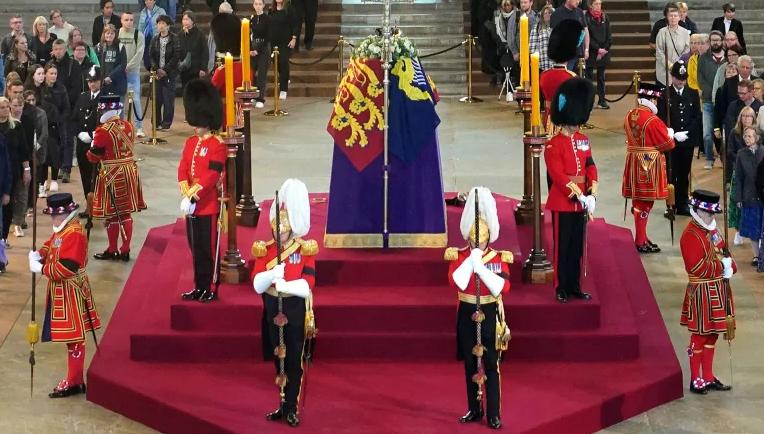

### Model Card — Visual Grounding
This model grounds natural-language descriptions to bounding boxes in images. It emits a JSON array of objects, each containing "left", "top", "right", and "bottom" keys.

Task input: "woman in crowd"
[
  {"left": 585, "top": 0, "right": 612, "bottom": 109},
  {"left": 712, "top": 46, "right": 742, "bottom": 105},
  {"left": 530, "top": 4, "right": 554, "bottom": 73},
  {"left": 676, "top": 2, "right": 697, "bottom": 35},
  {"left": 24, "top": 64, "right": 46, "bottom": 106},
  {"left": 96, "top": 24, "right": 127, "bottom": 97},
  {"left": 726, "top": 107, "right": 756, "bottom": 245},
  {"left": 29, "top": 16, "right": 57, "bottom": 66},
  {"left": 34, "top": 75, "right": 63, "bottom": 199},
  {"left": 92, "top": 0, "right": 121, "bottom": 47},
  {"left": 735, "top": 125, "right": 764, "bottom": 266},
  {"left": 178, "top": 11, "right": 209, "bottom": 89},
  {"left": 4, "top": 34, "right": 36, "bottom": 83},
  {"left": 67, "top": 28, "right": 100, "bottom": 67},
  {"left": 250, "top": 0, "right": 271, "bottom": 108},
  {"left": 43, "top": 63, "right": 71, "bottom": 184},
  {"left": 269, "top": 0, "right": 297, "bottom": 100},
  {"left": 0, "top": 97, "right": 30, "bottom": 243},
  {"left": 49, "top": 9, "right": 76, "bottom": 44}
]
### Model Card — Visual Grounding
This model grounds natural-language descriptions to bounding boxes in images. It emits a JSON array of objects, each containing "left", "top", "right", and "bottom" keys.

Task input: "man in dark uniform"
[
  {"left": 251, "top": 179, "right": 317, "bottom": 427},
  {"left": 544, "top": 77, "right": 598, "bottom": 303},
  {"left": 178, "top": 79, "right": 227, "bottom": 303},
  {"left": 72, "top": 66, "right": 102, "bottom": 218},
  {"left": 658, "top": 60, "right": 702, "bottom": 216},
  {"left": 445, "top": 186, "right": 512, "bottom": 430}
]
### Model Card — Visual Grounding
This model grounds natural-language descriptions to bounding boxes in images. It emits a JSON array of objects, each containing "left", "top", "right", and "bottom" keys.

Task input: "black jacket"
[
  {"left": 96, "top": 42, "right": 127, "bottom": 95},
  {"left": 51, "top": 54, "right": 73, "bottom": 94},
  {"left": 723, "top": 99, "right": 762, "bottom": 142},
  {"left": 28, "top": 33, "right": 57, "bottom": 66},
  {"left": 72, "top": 90, "right": 100, "bottom": 138},
  {"left": 3, "top": 53, "right": 36, "bottom": 83},
  {"left": 178, "top": 26, "right": 209, "bottom": 79},
  {"left": 756, "top": 156, "right": 764, "bottom": 202},
  {"left": 92, "top": 14, "right": 122, "bottom": 47},
  {"left": 0, "top": 120, "right": 29, "bottom": 182},
  {"left": 585, "top": 11, "right": 611, "bottom": 68},
  {"left": 269, "top": 6, "right": 297, "bottom": 46},
  {"left": 657, "top": 86, "right": 702, "bottom": 149},
  {"left": 734, "top": 146, "right": 764, "bottom": 204},
  {"left": 65, "top": 58, "right": 96, "bottom": 110},
  {"left": 43, "top": 82, "right": 70, "bottom": 126},
  {"left": 711, "top": 17, "right": 745, "bottom": 51},
  {"left": 149, "top": 32, "right": 180, "bottom": 77}
]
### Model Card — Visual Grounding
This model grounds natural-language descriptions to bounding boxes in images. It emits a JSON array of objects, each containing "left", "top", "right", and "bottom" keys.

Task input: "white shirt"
[
  {"left": 673, "top": 86, "right": 684, "bottom": 96},
  {"left": 724, "top": 19, "right": 732, "bottom": 34}
]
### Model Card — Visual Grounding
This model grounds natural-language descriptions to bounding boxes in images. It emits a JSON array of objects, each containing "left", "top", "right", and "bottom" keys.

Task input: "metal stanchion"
[
  {"left": 264, "top": 47, "right": 288, "bottom": 117},
  {"left": 578, "top": 58, "right": 594, "bottom": 130},
  {"left": 514, "top": 83, "right": 534, "bottom": 225},
  {"left": 235, "top": 81, "right": 261, "bottom": 227},
  {"left": 522, "top": 125, "right": 554, "bottom": 284},
  {"left": 459, "top": 35, "right": 482, "bottom": 103},
  {"left": 141, "top": 71, "right": 167, "bottom": 145},
  {"left": 330, "top": 36, "right": 347, "bottom": 104},
  {"left": 220, "top": 125, "right": 248, "bottom": 283}
]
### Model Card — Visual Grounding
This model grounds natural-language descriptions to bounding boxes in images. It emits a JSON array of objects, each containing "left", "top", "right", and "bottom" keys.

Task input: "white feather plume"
[
  {"left": 459, "top": 187, "right": 499, "bottom": 243},
  {"left": 269, "top": 179, "right": 311, "bottom": 238}
]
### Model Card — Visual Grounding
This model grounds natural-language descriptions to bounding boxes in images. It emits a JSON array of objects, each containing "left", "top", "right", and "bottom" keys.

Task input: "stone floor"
[{"left": 0, "top": 96, "right": 761, "bottom": 434}]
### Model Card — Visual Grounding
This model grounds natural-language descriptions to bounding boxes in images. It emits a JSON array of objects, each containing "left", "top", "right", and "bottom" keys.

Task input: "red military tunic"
[
  {"left": 211, "top": 60, "right": 244, "bottom": 128},
  {"left": 446, "top": 247, "right": 512, "bottom": 297},
  {"left": 544, "top": 131, "right": 598, "bottom": 212},
  {"left": 622, "top": 106, "right": 676, "bottom": 200},
  {"left": 39, "top": 219, "right": 101, "bottom": 343},
  {"left": 86, "top": 117, "right": 147, "bottom": 218},
  {"left": 178, "top": 134, "right": 227, "bottom": 216},
  {"left": 249, "top": 238, "right": 318, "bottom": 289},
  {"left": 680, "top": 220, "right": 736, "bottom": 334},
  {"left": 540, "top": 65, "right": 576, "bottom": 131}
]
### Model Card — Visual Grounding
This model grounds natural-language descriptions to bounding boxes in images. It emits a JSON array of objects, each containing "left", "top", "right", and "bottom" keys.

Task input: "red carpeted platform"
[{"left": 87, "top": 194, "right": 683, "bottom": 434}]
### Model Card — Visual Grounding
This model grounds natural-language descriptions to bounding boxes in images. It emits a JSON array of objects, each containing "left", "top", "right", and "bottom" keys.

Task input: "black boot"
[
  {"left": 181, "top": 288, "right": 204, "bottom": 300},
  {"left": 265, "top": 407, "right": 283, "bottom": 421},
  {"left": 705, "top": 377, "right": 732, "bottom": 391},
  {"left": 198, "top": 289, "right": 217, "bottom": 303},
  {"left": 458, "top": 409, "right": 483, "bottom": 423},
  {"left": 93, "top": 250, "right": 118, "bottom": 260},
  {"left": 569, "top": 290, "right": 592, "bottom": 300},
  {"left": 556, "top": 291, "right": 568, "bottom": 303},
  {"left": 48, "top": 383, "right": 86, "bottom": 398},
  {"left": 689, "top": 380, "right": 708, "bottom": 395},
  {"left": 488, "top": 416, "right": 502, "bottom": 429},
  {"left": 286, "top": 411, "right": 300, "bottom": 427},
  {"left": 118, "top": 251, "right": 130, "bottom": 262}
]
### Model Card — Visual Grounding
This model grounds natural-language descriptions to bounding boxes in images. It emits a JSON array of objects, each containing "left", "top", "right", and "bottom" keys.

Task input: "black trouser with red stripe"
[
  {"left": 552, "top": 211, "right": 585, "bottom": 297},
  {"left": 262, "top": 294, "right": 306, "bottom": 414},
  {"left": 457, "top": 301, "right": 500, "bottom": 420},
  {"left": 185, "top": 214, "right": 216, "bottom": 292}
]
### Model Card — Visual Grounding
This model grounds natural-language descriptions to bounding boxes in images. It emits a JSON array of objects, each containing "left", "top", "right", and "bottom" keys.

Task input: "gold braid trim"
[
  {"left": 566, "top": 181, "right": 583, "bottom": 199},
  {"left": 179, "top": 180, "right": 190, "bottom": 197},
  {"left": 588, "top": 180, "right": 598, "bottom": 196},
  {"left": 186, "top": 183, "right": 203, "bottom": 201}
]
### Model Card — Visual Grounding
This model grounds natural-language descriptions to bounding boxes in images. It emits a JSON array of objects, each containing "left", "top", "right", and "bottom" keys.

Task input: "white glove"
[
  {"left": 275, "top": 278, "right": 311, "bottom": 298},
  {"left": 578, "top": 195, "right": 587, "bottom": 208},
  {"left": 584, "top": 195, "right": 596, "bottom": 214},
  {"left": 77, "top": 132, "right": 92, "bottom": 143},
  {"left": 29, "top": 258, "right": 43, "bottom": 273},
  {"left": 253, "top": 269, "right": 276, "bottom": 294},
  {"left": 469, "top": 248, "right": 484, "bottom": 268},
  {"left": 721, "top": 257, "right": 734, "bottom": 279},
  {"left": 452, "top": 258, "right": 474, "bottom": 291},
  {"left": 674, "top": 131, "right": 689, "bottom": 142},
  {"left": 475, "top": 266, "right": 506, "bottom": 297},
  {"left": 667, "top": 128, "right": 675, "bottom": 139},
  {"left": 28, "top": 250, "right": 41, "bottom": 262},
  {"left": 272, "top": 263, "right": 286, "bottom": 280},
  {"left": 180, "top": 197, "right": 193, "bottom": 215}
]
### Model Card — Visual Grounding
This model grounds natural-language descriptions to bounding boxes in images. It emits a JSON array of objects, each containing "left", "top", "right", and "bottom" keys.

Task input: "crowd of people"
[{"left": 0, "top": 0, "right": 320, "bottom": 273}]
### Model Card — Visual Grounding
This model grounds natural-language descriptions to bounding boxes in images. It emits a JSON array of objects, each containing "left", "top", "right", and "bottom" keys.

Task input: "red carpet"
[{"left": 87, "top": 194, "right": 682, "bottom": 433}]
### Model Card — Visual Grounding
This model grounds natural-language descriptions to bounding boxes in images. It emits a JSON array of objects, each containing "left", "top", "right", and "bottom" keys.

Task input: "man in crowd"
[
  {"left": 550, "top": 0, "right": 590, "bottom": 72},
  {"left": 649, "top": 2, "right": 687, "bottom": 50},
  {"left": 658, "top": 61, "right": 702, "bottom": 216},
  {"left": 119, "top": 11, "right": 146, "bottom": 138},
  {"left": 724, "top": 31, "right": 743, "bottom": 53},
  {"left": 49, "top": 39, "right": 75, "bottom": 183},
  {"left": 1, "top": 15, "right": 31, "bottom": 91},
  {"left": 721, "top": 79, "right": 761, "bottom": 142},
  {"left": 508, "top": 0, "right": 539, "bottom": 83},
  {"left": 712, "top": 3, "right": 745, "bottom": 52},
  {"left": 149, "top": 15, "right": 179, "bottom": 130},
  {"left": 715, "top": 55, "right": 756, "bottom": 140},
  {"left": 697, "top": 31, "right": 725, "bottom": 169},
  {"left": 294, "top": 0, "right": 318, "bottom": 52}
]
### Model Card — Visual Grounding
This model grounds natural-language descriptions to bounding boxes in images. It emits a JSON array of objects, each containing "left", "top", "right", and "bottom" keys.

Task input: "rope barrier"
[
  {"left": 132, "top": 93, "right": 151, "bottom": 122},
  {"left": 603, "top": 80, "right": 636, "bottom": 103},
  {"left": 289, "top": 43, "right": 340, "bottom": 66},
  {"left": 420, "top": 41, "right": 465, "bottom": 59}
]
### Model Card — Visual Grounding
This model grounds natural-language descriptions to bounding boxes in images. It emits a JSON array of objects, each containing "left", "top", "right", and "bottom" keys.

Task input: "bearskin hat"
[
  {"left": 548, "top": 19, "right": 585, "bottom": 64},
  {"left": 211, "top": 12, "right": 242, "bottom": 56},
  {"left": 551, "top": 77, "right": 595, "bottom": 127},
  {"left": 183, "top": 79, "right": 223, "bottom": 130}
]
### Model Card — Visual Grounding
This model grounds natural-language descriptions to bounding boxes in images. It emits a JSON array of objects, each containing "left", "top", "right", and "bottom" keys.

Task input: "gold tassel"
[{"left": 724, "top": 315, "right": 735, "bottom": 341}]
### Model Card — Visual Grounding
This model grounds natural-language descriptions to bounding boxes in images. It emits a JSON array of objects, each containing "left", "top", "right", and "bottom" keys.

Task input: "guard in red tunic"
[
  {"left": 251, "top": 179, "right": 317, "bottom": 427},
  {"left": 445, "top": 187, "right": 512, "bottom": 430},
  {"left": 622, "top": 82, "right": 676, "bottom": 253},
  {"left": 540, "top": 19, "right": 582, "bottom": 132},
  {"left": 680, "top": 189, "right": 735, "bottom": 394},
  {"left": 210, "top": 12, "right": 244, "bottom": 128},
  {"left": 29, "top": 193, "right": 101, "bottom": 398},
  {"left": 544, "top": 78, "right": 597, "bottom": 303},
  {"left": 87, "top": 94, "right": 147, "bottom": 261},
  {"left": 178, "top": 79, "right": 228, "bottom": 303}
]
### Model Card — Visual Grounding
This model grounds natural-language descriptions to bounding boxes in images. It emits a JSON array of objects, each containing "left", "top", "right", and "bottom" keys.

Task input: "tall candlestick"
[
  {"left": 530, "top": 52, "right": 541, "bottom": 129},
  {"left": 519, "top": 15, "right": 529, "bottom": 86},
  {"left": 225, "top": 53, "right": 234, "bottom": 127},
  {"left": 241, "top": 18, "right": 251, "bottom": 87}
]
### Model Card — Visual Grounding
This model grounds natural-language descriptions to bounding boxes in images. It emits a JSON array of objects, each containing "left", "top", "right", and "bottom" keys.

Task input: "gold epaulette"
[
  {"left": 444, "top": 247, "right": 458, "bottom": 261},
  {"left": 298, "top": 239, "right": 319, "bottom": 256},
  {"left": 499, "top": 250, "right": 514, "bottom": 264},
  {"left": 251, "top": 240, "right": 268, "bottom": 258}
]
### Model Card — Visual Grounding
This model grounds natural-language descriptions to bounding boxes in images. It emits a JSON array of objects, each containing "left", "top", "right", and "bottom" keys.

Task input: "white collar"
[
  {"left": 53, "top": 210, "right": 79, "bottom": 233},
  {"left": 689, "top": 208, "right": 717, "bottom": 232},
  {"left": 638, "top": 98, "right": 658, "bottom": 114},
  {"left": 673, "top": 86, "right": 684, "bottom": 95}
]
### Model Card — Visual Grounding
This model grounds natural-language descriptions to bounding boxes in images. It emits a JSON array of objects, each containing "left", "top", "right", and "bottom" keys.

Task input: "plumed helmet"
[
  {"left": 459, "top": 187, "right": 499, "bottom": 244},
  {"left": 183, "top": 79, "right": 223, "bottom": 130},
  {"left": 551, "top": 77, "right": 595, "bottom": 127},
  {"left": 211, "top": 12, "right": 242, "bottom": 56},
  {"left": 270, "top": 179, "right": 311, "bottom": 239},
  {"left": 548, "top": 19, "right": 585, "bottom": 64}
]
